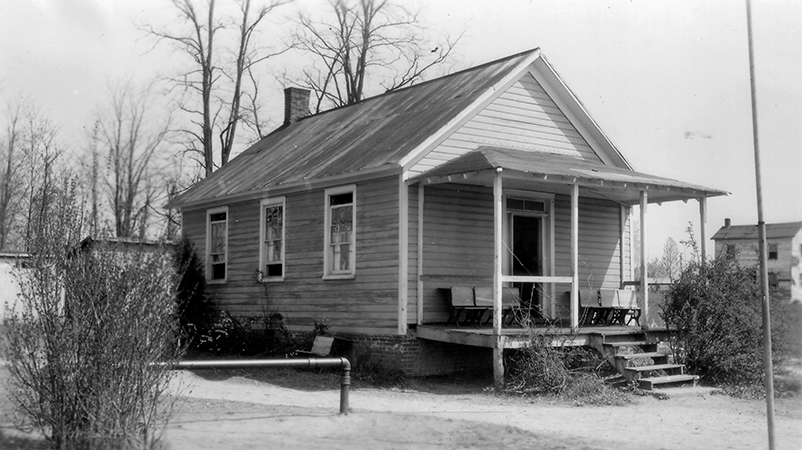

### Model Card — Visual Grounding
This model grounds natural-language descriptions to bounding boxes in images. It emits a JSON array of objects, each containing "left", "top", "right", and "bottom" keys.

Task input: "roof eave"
[{"left": 175, "top": 164, "right": 401, "bottom": 211}]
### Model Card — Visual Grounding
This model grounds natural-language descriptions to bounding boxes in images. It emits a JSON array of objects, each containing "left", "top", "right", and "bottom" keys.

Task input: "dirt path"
[{"left": 166, "top": 371, "right": 802, "bottom": 450}]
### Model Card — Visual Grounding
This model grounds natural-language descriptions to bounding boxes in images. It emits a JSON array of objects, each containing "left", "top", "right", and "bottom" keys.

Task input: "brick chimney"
[
  {"left": 283, "top": 87, "right": 311, "bottom": 127},
  {"left": 724, "top": 218, "right": 731, "bottom": 228}
]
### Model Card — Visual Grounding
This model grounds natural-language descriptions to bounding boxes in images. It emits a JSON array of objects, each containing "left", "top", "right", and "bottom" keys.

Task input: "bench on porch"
[
  {"left": 579, "top": 289, "right": 641, "bottom": 326},
  {"left": 444, "top": 286, "right": 521, "bottom": 327}
]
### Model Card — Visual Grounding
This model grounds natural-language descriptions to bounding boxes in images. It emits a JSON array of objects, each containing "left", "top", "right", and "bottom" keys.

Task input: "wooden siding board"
[
  {"left": 412, "top": 73, "right": 603, "bottom": 175},
  {"left": 182, "top": 175, "right": 403, "bottom": 334}
]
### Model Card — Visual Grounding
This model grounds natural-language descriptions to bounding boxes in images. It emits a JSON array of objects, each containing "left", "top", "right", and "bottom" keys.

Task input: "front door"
[{"left": 511, "top": 215, "right": 542, "bottom": 318}]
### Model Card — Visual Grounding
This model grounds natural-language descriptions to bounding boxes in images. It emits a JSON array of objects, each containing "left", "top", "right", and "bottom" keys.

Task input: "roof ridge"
[{"left": 290, "top": 48, "right": 541, "bottom": 122}]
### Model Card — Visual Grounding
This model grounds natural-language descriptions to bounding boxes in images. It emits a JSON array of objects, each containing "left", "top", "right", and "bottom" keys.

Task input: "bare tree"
[
  {"left": 95, "top": 80, "right": 171, "bottom": 239},
  {"left": 19, "top": 107, "right": 63, "bottom": 249},
  {"left": 659, "top": 237, "right": 683, "bottom": 281},
  {"left": 0, "top": 100, "right": 76, "bottom": 251},
  {"left": 0, "top": 102, "right": 26, "bottom": 250},
  {"left": 145, "top": 0, "right": 288, "bottom": 177},
  {"left": 294, "top": 0, "right": 459, "bottom": 113}
]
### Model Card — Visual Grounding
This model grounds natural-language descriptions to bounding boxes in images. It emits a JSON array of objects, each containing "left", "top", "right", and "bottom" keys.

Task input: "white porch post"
[
  {"left": 640, "top": 190, "right": 649, "bottom": 330},
  {"left": 570, "top": 183, "right": 579, "bottom": 329},
  {"left": 398, "top": 176, "right": 409, "bottom": 335},
  {"left": 619, "top": 204, "right": 627, "bottom": 288},
  {"left": 699, "top": 197, "right": 708, "bottom": 263},
  {"left": 417, "top": 183, "right": 424, "bottom": 325},
  {"left": 493, "top": 169, "right": 505, "bottom": 389}
]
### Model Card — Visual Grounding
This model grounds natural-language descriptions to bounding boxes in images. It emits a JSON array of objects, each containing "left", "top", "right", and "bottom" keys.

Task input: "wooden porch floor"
[{"left": 416, "top": 324, "right": 669, "bottom": 349}]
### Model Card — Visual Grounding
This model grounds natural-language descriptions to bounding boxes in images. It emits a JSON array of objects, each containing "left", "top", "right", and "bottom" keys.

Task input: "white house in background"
[{"left": 712, "top": 219, "right": 802, "bottom": 302}]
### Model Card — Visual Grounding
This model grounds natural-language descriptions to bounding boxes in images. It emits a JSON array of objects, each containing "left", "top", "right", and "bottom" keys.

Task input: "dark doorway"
[{"left": 511, "top": 215, "right": 542, "bottom": 318}]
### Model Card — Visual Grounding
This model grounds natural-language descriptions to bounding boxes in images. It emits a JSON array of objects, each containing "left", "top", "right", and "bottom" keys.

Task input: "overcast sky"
[{"left": 1, "top": 0, "right": 800, "bottom": 258}]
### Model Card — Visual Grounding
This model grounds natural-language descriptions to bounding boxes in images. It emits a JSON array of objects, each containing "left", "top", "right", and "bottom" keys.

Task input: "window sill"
[
  {"left": 207, "top": 279, "right": 227, "bottom": 285},
  {"left": 323, "top": 273, "right": 355, "bottom": 281},
  {"left": 260, "top": 277, "right": 285, "bottom": 283}
]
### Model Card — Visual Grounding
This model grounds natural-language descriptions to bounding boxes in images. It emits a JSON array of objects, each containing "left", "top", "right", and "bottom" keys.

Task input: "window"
[
  {"left": 768, "top": 272, "right": 778, "bottom": 288},
  {"left": 324, "top": 185, "right": 356, "bottom": 278},
  {"left": 206, "top": 207, "right": 228, "bottom": 282},
  {"left": 506, "top": 198, "right": 546, "bottom": 213},
  {"left": 726, "top": 244, "right": 737, "bottom": 257},
  {"left": 768, "top": 243, "right": 778, "bottom": 260},
  {"left": 260, "top": 198, "right": 285, "bottom": 281}
]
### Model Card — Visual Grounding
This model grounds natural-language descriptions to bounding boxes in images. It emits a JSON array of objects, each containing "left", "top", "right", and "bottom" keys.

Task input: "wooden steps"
[
  {"left": 594, "top": 331, "right": 699, "bottom": 390},
  {"left": 638, "top": 374, "right": 699, "bottom": 390},
  {"left": 615, "top": 352, "right": 666, "bottom": 361}
]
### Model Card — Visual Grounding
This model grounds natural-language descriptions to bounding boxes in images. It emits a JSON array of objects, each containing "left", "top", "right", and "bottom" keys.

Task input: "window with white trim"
[
  {"left": 324, "top": 185, "right": 356, "bottom": 278},
  {"left": 260, "top": 197, "right": 285, "bottom": 281},
  {"left": 206, "top": 207, "right": 228, "bottom": 282}
]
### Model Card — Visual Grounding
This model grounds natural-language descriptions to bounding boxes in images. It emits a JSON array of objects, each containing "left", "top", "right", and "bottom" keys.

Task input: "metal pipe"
[
  {"left": 745, "top": 0, "right": 776, "bottom": 447},
  {"left": 161, "top": 357, "right": 351, "bottom": 414}
]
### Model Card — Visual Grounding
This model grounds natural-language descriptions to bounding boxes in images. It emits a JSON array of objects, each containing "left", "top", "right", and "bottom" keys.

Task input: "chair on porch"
[
  {"left": 616, "top": 289, "right": 641, "bottom": 326},
  {"left": 501, "top": 286, "right": 522, "bottom": 325},
  {"left": 579, "top": 289, "right": 605, "bottom": 325},
  {"left": 445, "top": 286, "right": 485, "bottom": 327}
]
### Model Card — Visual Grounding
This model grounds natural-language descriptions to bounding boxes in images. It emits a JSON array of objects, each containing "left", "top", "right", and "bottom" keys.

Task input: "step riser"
[
  {"left": 639, "top": 375, "right": 699, "bottom": 390},
  {"left": 600, "top": 334, "right": 647, "bottom": 344}
]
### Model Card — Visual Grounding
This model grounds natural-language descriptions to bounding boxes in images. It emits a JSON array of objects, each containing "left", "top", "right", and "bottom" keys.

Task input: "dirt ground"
[
  {"left": 164, "top": 369, "right": 801, "bottom": 450},
  {"left": 2, "top": 365, "right": 801, "bottom": 450}
]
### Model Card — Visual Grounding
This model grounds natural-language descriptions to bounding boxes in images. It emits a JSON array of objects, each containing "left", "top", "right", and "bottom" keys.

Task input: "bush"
[
  {"left": 195, "top": 310, "right": 295, "bottom": 357},
  {"left": 662, "top": 255, "right": 795, "bottom": 388},
  {"left": 173, "top": 236, "right": 213, "bottom": 346},
  {"left": 2, "top": 194, "right": 183, "bottom": 449}
]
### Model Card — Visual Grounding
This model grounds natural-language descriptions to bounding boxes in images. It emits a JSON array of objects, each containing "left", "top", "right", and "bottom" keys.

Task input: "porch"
[
  {"left": 405, "top": 148, "right": 727, "bottom": 387},
  {"left": 415, "top": 323, "right": 673, "bottom": 351}
]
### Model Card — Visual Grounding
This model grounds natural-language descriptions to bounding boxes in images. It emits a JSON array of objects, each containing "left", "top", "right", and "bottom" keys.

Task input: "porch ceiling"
[{"left": 411, "top": 147, "right": 728, "bottom": 205}]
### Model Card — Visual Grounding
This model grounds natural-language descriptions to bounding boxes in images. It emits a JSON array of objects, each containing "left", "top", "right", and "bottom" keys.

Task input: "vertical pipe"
[
  {"left": 339, "top": 363, "right": 351, "bottom": 415},
  {"left": 640, "top": 191, "right": 649, "bottom": 329},
  {"left": 745, "top": 0, "right": 776, "bottom": 446},
  {"left": 493, "top": 169, "right": 504, "bottom": 389},
  {"left": 570, "top": 184, "right": 579, "bottom": 329}
]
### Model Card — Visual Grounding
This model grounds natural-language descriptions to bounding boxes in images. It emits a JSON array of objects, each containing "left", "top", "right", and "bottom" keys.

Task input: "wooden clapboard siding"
[
  {"left": 182, "top": 175, "right": 403, "bottom": 335},
  {"left": 552, "top": 195, "right": 623, "bottom": 319},
  {"left": 420, "top": 184, "right": 495, "bottom": 322},
  {"left": 553, "top": 195, "right": 622, "bottom": 288},
  {"left": 410, "top": 72, "right": 602, "bottom": 176}
]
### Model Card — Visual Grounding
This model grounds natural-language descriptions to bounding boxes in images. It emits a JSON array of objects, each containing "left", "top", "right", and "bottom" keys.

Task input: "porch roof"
[{"left": 411, "top": 147, "right": 728, "bottom": 205}]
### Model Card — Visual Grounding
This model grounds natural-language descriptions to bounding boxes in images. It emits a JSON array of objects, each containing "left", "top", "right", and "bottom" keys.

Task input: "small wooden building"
[
  {"left": 712, "top": 219, "right": 802, "bottom": 302},
  {"left": 172, "top": 49, "right": 727, "bottom": 380}
]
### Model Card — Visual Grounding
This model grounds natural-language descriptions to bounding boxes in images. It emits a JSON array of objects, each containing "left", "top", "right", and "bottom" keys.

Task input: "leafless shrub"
[{"left": 1, "top": 189, "right": 183, "bottom": 449}]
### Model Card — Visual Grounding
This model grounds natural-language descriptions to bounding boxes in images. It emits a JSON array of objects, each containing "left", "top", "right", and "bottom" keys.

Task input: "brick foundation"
[{"left": 329, "top": 329, "right": 493, "bottom": 377}]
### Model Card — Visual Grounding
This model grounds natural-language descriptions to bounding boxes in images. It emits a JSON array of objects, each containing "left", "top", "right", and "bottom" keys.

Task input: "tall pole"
[{"left": 745, "top": 0, "right": 775, "bottom": 448}]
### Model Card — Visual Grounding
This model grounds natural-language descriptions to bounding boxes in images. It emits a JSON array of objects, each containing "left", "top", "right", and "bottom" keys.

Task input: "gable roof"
[
  {"left": 174, "top": 49, "right": 542, "bottom": 208},
  {"left": 412, "top": 147, "right": 728, "bottom": 205},
  {"left": 712, "top": 222, "right": 802, "bottom": 241},
  {"left": 172, "top": 48, "right": 720, "bottom": 210}
]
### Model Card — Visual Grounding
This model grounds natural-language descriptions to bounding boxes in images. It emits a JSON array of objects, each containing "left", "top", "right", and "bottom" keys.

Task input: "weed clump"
[{"left": 505, "top": 328, "right": 630, "bottom": 406}]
